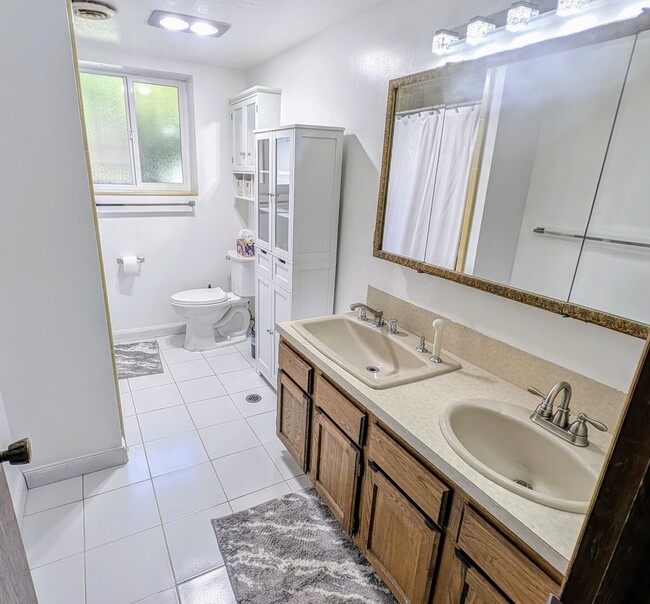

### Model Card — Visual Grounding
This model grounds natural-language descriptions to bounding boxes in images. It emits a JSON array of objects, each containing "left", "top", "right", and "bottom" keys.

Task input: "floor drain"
[
  {"left": 513, "top": 479, "right": 533, "bottom": 490},
  {"left": 366, "top": 366, "right": 380, "bottom": 373},
  {"left": 246, "top": 394, "right": 262, "bottom": 404}
]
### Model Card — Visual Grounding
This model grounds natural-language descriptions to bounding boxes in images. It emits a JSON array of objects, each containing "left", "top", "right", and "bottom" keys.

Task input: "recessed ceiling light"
[
  {"left": 159, "top": 15, "right": 190, "bottom": 31},
  {"left": 190, "top": 21, "right": 219, "bottom": 36},
  {"left": 148, "top": 10, "right": 231, "bottom": 38}
]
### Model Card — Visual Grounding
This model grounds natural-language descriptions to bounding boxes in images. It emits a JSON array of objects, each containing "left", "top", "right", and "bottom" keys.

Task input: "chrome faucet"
[
  {"left": 528, "top": 381, "right": 607, "bottom": 447},
  {"left": 350, "top": 303, "right": 385, "bottom": 328}
]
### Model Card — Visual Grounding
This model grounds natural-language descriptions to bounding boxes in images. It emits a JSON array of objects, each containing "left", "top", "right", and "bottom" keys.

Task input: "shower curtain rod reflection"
[
  {"left": 95, "top": 200, "right": 196, "bottom": 208},
  {"left": 533, "top": 227, "right": 650, "bottom": 249},
  {"left": 395, "top": 100, "right": 482, "bottom": 117}
]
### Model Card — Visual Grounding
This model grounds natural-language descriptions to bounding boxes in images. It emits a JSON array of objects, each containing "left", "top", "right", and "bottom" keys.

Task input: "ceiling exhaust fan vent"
[{"left": 72, "top": 1, "right": 117, "bottom": 20}]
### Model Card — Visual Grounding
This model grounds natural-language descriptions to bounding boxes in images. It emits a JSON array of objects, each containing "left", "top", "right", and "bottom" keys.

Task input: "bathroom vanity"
[{"left": 272, "top": 321, "right": 602, "bottom": 604}]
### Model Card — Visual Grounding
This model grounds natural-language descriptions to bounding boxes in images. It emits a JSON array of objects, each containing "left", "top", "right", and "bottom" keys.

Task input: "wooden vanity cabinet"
[
  {"left": 361, "top": 462, "right": 441, "bottom": 603},
  {"left": 276, "top": 338, "right": 562, "bottom": 604},
  {"left": 310, "top": 374, "right": 366, "bottom": 534}
]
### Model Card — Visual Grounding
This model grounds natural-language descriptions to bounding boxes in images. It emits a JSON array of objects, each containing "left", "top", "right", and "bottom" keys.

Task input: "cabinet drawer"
[
  {"left": 313, "top": 374, "right": 366, "bottom": 446},
  {"left": 458, "top": 507, "right": 560, "bottom": 604},
  {"left": 273, "top": 256, "right": 292, "bottom": 291},
  {"left": 278, "top": 340, "right": 313, "bottom": 395},
  {"left": 256, "top": 249, "right": 272, "bottom": 279},
  {"left": 368, "top": 425, "right": 449, "bottom": 527}
]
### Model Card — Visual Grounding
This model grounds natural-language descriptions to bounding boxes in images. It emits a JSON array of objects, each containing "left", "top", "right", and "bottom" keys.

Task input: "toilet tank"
[{"left": 228, "top": 250, "right": 255, "bottom": 297}]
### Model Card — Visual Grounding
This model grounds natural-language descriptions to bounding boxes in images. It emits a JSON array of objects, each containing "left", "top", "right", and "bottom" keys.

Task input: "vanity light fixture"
[
  {"left": 432, "top": 29, "right": 461, "bottom": 54},
  {"left": 148, "top": 10, "right": 231, "bottom": 38},
  {"left": 557, "top": 0, "right": 587, "bottom": 16},
  {"left": 466, "top": 17, "right": 496, "bottom": 45},
  {"left": 506, "top": 1, "right": 540, "bottom": 32}
]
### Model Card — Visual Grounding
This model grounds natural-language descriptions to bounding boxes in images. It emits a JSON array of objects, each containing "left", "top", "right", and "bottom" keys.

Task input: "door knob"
[{"left": 0, "top": 438, "right": 31, "bottom": 465}]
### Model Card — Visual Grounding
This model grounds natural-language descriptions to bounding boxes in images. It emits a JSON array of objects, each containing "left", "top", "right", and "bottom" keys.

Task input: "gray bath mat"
[
  {"left": 114, "top": 340, "right": 164, "bottom": 379},
  {"left": 212, "top": 488, "right": 396, "bottom": 604}
]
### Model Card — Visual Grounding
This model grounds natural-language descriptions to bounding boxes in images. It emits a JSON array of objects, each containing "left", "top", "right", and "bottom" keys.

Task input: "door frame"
[{"left": 561, "top": 335, "right": 650, "bottom": 602}]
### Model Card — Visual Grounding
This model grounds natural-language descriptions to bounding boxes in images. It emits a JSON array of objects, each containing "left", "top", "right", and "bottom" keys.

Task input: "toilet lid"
[{"left": 171, "top": 287, "right": 229, "bottom": 306}]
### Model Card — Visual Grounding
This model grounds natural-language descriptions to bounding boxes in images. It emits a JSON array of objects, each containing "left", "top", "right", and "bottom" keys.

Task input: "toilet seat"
[{"left": 171, "top": 287, "right": 228, "bottom": 306}]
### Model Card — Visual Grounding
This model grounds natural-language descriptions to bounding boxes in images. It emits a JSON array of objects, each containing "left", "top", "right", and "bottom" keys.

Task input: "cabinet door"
[
  {"left": 256, "top": 276, "right": 274, "bottom": 378},
  {"left": 256, "top": 134, "right": 272, "bottom": 251},
  {"left": 446, "top": 553, "right": 509, "bottom": 604},
  {"left": 233, "top": 103, "right": 245, "bottom": 170},
  {"left": 277, "top": 372, "right": 310, "bottom": 472},
  {"left": 311, "top": 410, "right": 360, "bottom": 534},
  {"left": 245, "top": 100, "right": 257, "bottom": 169},
  {"left": 360, "top": 464, "right": 441, "bottom": 604},
  {"left": 272, "top": 285, "right": 291, "bottom": 382},
  {"left": 273, "top": 131, "right": 293, "bottom": 259}
]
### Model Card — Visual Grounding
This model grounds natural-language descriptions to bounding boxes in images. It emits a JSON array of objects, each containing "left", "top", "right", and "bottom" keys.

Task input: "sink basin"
[
  {"left": 293, "top": 314, "right": 460, "bottom": 389},
  {"left": 440, "top": 399, "right": 605, "bottom": 513}
]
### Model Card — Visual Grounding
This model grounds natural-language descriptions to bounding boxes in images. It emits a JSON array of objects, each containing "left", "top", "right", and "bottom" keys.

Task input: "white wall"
[
  {"left": 250, "top": 0, "right": 646, "bottom": 391},
  {"left": 75, "top": 45, "right": 249, "bottom": 335},
  {"left": 0, "top": 2, "right": 123, "bottom": 474}
]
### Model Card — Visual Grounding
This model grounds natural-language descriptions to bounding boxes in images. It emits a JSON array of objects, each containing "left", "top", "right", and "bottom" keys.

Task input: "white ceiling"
[{"left": 73, "top": 0, "right": 384, "bottom": 70}]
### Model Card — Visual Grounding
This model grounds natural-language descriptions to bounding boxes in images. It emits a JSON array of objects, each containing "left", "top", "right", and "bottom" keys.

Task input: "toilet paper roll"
[{"left": 121, "top": 256, "right": 140, "bottom": 275}]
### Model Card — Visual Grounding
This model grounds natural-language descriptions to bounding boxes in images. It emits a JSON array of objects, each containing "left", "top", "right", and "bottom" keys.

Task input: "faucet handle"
[
  {"left": 387, "top": 319, "right": 398, "bottom": 335},
  {"left": 569, "top": 413, "right": 607, "bottom": 435},
  {"left": 568, "top": 413, "right": 607, "bottom": 446},
  {"left": 528, "top": 385, "right": 553, "bottom": 419},
  {"left": 414, "top": 332, "right": 428, "bottom": 354},
  {"left": 357, "top": 308, "right": 367, "bottom": 321}
]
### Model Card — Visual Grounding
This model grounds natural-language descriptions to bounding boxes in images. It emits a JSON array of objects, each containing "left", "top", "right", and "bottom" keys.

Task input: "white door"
[
  {"left": 272, "top": 285, "right": 292, "bottom": 382},
  {"left": 232, "top": 103, "right": 246, "bottom": 171},
  {"left": 0, "top": 456, "right": 37, "bottom": 603},
  {"left": 272, "top": 130, "right": 293, "bottom": 260},
  {"left": 255, "top": 133, "right": 273, "bottom": 251},
  {"left": 256, "top": 275, "right": 274, "bottom": 379},
  {"left": 245, "top": 100, "right": 257, "bottom": 170}
]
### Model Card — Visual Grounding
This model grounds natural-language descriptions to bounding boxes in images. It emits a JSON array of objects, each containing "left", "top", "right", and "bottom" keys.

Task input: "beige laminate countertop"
[{"left": 277, "top": 319, "right": 611, "bottom": 576}]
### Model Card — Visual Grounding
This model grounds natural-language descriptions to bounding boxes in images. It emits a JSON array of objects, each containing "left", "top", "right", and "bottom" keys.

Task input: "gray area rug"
[
  {"left": 114, "top": 340, "right": 164, "bottom": 379},
  {"left": 212, "top": 489, "right": 396, "bottom": 604}
]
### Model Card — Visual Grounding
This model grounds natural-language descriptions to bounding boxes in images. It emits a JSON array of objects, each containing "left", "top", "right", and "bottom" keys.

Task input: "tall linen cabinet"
[{"left": 254, "top": 125, "right": 344, "bottom": 385}]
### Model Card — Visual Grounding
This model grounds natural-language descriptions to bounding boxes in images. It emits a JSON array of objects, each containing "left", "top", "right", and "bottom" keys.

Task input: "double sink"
[{"left": 292, "top": 313, "right": 606, "bottom": 513}]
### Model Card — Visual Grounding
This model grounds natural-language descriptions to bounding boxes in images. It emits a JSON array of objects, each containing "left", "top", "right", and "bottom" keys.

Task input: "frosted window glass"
[
  {"left": 80, "top": 73, "right": 133, "bottom": 185},
  {"left": 133, "top": 82, "right": 183, "bottom": 184}
]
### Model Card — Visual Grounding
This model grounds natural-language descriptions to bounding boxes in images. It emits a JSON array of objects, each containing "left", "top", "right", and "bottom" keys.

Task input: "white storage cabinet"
[{"left": 254, "top": 125, "right": 344, "bottom": 386}]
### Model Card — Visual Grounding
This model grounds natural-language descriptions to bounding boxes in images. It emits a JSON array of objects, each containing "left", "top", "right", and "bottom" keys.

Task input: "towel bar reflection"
[
  {"left": 117, "top": 257, "right": 145, "bottom": 264},
  {"left": 533, "top": 227, "right": 650, "bottom": 250},
  {"left": 97, "top": 200, "right": 196, "bottom": 208}
]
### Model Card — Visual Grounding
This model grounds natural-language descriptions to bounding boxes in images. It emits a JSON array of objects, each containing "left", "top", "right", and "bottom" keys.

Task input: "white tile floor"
[{"left": 24, "top": 337, "right": 309, "bottom": 604}]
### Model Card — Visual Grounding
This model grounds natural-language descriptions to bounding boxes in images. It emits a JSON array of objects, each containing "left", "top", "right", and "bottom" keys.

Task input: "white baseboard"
[
  {"left": 113, "top": 322, "right": 185, "bottom": 343},
  {"left": 23, "top": 442, "right": 128, "bottom": 489}
]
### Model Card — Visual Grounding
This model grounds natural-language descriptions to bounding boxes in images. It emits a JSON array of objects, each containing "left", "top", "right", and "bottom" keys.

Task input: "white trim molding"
[{"left": 23, "top": 442, "right": 128, "bottom": 489}]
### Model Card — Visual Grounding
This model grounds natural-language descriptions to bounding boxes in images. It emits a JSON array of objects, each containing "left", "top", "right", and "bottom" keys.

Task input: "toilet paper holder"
[{"left": 117, "top": 256, "right": 145, "bottom": 264}]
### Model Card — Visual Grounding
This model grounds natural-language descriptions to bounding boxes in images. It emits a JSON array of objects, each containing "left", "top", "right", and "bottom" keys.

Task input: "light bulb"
[
  {"left": 159, "top": 16, "right": 190, "bottom": 31},
  {"left": 432, "top": 29, "right": 461, "bottom": 54},
  {"left": 506, "top": 1, "right": 540, "bottom": 32},
  {"left": 557, "top": 0, "right": 586, "bottom": 16},
  {"left": 466, "top": 17, "right": 495, "bottom": 46},
  {"left": 190, "top": 21, "right": 219, "bottom": 36}
]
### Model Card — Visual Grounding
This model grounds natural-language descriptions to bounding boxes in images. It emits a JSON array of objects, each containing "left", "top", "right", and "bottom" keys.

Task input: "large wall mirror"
[{"left": 374, "top": 13, "right": 650, "bottom": 338}]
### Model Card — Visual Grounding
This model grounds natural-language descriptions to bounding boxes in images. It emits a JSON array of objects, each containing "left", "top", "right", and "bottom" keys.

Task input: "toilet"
[{"left": 171, "top": 251, "right": 255, "bottom": 351}]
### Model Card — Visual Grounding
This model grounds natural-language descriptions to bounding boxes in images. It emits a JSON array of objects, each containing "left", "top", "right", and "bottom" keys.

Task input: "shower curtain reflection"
[{"left": 382, "top": 105, "right": 481, "bottom": 269}]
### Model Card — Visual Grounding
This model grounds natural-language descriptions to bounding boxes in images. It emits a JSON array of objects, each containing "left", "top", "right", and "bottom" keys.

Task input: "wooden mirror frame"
[{"left": 373, "top": 11, "right": 650, "bottom": 340}]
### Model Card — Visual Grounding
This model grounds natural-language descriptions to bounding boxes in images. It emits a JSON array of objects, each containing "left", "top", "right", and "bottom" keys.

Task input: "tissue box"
[
  {"left": 237, "top": 239, "right": 255, "bottom": 257},
  {"left": 235, "top": 179, "right": 244, "bottom": 196},
  {"left": 243, "top": 180, "right": 253, "bottom": 198}
]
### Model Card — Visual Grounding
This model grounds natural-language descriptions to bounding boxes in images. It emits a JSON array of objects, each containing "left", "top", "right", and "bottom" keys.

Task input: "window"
[{"left": 79, "top": 69, "right": 193, "bottom": 193}]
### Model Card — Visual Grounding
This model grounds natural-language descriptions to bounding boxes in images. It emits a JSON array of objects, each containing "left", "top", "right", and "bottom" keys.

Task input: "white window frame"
[{"left": 80, "top": 67, "right": 194, "bottom": 195}]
